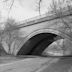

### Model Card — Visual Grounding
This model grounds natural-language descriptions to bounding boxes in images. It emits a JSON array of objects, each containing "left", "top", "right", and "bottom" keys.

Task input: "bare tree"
[
  {"left": 0, "top": 0, "right": 16, "bottom": 55},
  {"left": 3, "top": 18, "right": 19, "bottom": 54}
]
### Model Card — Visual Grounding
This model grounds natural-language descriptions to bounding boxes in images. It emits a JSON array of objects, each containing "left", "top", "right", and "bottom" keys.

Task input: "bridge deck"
[
  {"left": 16, "top": 10, "right": 72, "bottom": 29},
  {"left": 5, "top": 10, "right": 72, "bottom": 32}
]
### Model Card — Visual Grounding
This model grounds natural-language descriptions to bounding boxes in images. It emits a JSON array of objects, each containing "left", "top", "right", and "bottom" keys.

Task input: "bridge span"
[{"left": 1, "top": 12, "right": 72, "bottom": 56}]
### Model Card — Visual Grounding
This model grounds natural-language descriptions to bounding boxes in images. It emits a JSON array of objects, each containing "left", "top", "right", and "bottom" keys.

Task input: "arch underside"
[{"left": 17, "top": 33, "right": 63, "bottom": 56}]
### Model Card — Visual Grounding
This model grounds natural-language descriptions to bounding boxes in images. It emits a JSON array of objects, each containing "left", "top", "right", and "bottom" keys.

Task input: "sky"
[{"left": 0, "top": 0, "right": 52, "bottom": 22}]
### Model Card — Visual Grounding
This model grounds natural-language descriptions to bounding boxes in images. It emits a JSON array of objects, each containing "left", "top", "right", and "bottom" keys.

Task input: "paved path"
[
  {"left": 0, "top": 56, "right": 59, "bottom": 72},
  {"left": 0, "top": 56, "right": 72, "bottom": 72},
  {"left": 36, "top": 57, "right": 72, "bottom": 72}
]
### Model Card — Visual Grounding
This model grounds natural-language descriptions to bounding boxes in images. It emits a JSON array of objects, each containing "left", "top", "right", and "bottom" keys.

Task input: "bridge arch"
[{"left": 17, "top": 28, "right": 70, "bottom": 56}]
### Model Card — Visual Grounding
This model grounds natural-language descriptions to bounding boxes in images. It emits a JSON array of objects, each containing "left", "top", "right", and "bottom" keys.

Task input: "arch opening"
[{"left": 17, "top": 33, "right": 63, "bottom": 56}]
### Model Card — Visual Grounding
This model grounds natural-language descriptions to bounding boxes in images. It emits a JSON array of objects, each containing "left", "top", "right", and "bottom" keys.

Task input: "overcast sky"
[{"left": 0, "top": 0, "right": 52, "bottom": 22}]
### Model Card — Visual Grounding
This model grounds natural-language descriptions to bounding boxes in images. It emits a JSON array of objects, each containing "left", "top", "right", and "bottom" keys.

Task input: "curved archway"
[
  {"left": 16, "top": 28, "right": 70, "bottom": 56},
  {"left": 17, "top": 33, "right": 63, "bottom": 56}
]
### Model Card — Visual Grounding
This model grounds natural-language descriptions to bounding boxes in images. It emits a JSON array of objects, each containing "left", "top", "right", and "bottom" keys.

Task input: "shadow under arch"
[{"left": 17, "top": 33, "right": 63, "bottom": 56}]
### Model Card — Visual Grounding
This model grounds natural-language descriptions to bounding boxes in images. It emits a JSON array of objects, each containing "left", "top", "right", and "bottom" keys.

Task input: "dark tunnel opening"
[{"left": 17, "top": 33, "right": 62, "bottom": 56}]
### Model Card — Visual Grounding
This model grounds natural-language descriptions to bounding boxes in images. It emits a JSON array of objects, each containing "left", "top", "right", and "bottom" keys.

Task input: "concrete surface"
[
  {"left": 37, "top": 57, "right": 72, "bottom": 72},
  {"left": 0, "top": 56, "right": 59, "bottom": 72},
  {"left": 0, "top": 55, "right": 72, "bottom": 72}
]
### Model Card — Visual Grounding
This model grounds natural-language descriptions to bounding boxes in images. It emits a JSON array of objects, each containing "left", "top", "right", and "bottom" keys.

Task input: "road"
[{"left": 0, "top": 55, "right": 72, "bottom": 72}]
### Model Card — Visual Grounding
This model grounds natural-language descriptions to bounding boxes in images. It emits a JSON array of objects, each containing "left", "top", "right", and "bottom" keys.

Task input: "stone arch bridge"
[{"left": 1, "top": 12, "right": 72, "bottom": 56}]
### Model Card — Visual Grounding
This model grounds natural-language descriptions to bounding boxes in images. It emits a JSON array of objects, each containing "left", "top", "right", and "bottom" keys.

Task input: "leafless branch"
[
  {"left": 36, "top": 0, "right": 42, "bottom": 15},
  {"left": 2, "top": 0, "right": 14, "bottom": 18},
  {"left": 39, "top": 0, "right": 42, "bottom": 15},
  {"left": 10, "top": 0, "right": 14, "bottom": 11}
]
